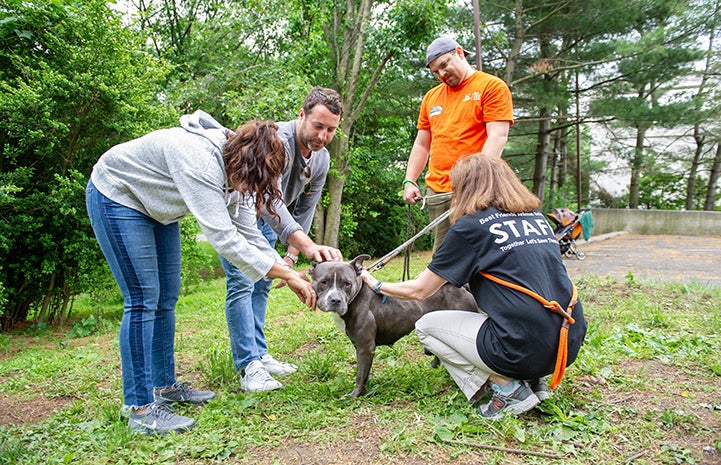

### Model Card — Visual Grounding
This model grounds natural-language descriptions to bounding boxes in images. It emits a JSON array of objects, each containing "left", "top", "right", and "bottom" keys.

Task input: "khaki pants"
[
  {"left": 426, "top": 188, "right": 452, "bottom": 255},
  {"left": 415, "top": 310, "right": 498, "bottom": 402}
]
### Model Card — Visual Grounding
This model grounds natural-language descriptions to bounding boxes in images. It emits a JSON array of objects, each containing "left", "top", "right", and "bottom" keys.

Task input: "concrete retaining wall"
[{"left": 589, "top": 208, "right": 721, "bottom": 236}]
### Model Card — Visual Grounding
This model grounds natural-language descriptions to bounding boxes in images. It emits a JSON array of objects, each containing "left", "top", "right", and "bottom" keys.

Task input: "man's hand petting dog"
[{"left": 310, "top": 254, "right": 478, "bottom": 397}]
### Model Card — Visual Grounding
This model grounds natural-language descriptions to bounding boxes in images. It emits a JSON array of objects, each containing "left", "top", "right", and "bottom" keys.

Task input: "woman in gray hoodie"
[{"left": 86, "top": 111, "right": 339, "bottom": 435}]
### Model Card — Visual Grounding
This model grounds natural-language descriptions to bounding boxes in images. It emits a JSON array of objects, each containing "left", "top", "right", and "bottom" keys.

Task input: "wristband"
[
  {"left": 284, "top": 252, "right": 298, "bottom": 264},
  {"left": 373, "top": 281, "right": 383, "bottom": 294},
  {"left": 373, "top": 281, "right": 387, "bottom": 303},
  {"left": 402, "top": 179, "right": 419, "bottom": 189}
]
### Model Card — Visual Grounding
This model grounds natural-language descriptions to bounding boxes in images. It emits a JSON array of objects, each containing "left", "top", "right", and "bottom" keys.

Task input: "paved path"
[{"left": 562, "top": 232, "right": 721, "bottom": 288}]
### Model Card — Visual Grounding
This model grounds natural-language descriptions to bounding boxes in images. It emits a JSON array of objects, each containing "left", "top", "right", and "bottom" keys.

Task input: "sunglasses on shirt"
[{"left": 302, "top": 164, "right": 312, "bottom": 195}]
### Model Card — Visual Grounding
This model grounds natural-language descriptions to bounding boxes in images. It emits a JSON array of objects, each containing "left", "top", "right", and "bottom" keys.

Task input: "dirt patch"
[
  {"left": 0, "top": 391, "right": 74, "bottom": 427},
  {"left": 207, "top": 360, "right": 721, "bottom": 465}
]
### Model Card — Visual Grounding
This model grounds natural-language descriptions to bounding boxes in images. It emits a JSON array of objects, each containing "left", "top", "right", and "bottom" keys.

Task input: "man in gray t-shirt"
[{"left": 221, "top": 87, "right": 343, "bottom": 392}]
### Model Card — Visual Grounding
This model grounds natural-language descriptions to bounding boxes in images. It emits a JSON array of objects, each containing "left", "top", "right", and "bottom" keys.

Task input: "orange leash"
[{"left": 479, "top": 272, "right": 578, "bottom": 389}]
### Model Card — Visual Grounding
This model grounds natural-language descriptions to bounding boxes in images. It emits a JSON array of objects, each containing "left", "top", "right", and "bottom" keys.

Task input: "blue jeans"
[
  {"left": 222, "top": 219, "right": 277, "bottom": 371},
  {"left": 86, "top": 180, "right": 179, "bottom": 408}
]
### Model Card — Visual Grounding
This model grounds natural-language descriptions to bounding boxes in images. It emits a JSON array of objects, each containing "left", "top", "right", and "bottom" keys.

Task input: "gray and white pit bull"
[{"left": 310, "top": 254, "right": 479, "bottom": 397}]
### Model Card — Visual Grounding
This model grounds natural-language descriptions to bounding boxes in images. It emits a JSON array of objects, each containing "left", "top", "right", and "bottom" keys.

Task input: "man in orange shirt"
[{"left": 403, "top": 37, "right": 514, "bottom": 253}]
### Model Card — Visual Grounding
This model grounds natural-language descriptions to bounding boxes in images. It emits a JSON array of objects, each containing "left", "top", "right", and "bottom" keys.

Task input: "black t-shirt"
[{"left": 428, "top": 207, "right": 587, "bottom": 379}]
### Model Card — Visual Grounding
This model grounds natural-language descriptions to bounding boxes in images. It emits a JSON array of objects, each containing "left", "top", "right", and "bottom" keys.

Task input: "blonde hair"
[{"left": 449, "top": 153, "right": 541, "bottom": 223}]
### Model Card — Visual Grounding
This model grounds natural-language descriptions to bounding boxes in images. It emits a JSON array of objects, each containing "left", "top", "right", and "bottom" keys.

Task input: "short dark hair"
[{"left": 302, "top": 87, "right": 343, "bottom": 116}]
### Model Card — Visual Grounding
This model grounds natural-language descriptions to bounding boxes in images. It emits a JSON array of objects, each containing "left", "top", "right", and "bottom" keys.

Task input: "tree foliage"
[
  {"left": 0, "top": 0, "right": 174, "bottom": 329},
  {"left": 1, "top": 0, "right": 720, "bottom": 329}
]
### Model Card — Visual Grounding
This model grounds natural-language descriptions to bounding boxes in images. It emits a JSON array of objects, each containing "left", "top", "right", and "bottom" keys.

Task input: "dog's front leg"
[{"left": 348, "top": 345, "right": 375, "bottom": 398}]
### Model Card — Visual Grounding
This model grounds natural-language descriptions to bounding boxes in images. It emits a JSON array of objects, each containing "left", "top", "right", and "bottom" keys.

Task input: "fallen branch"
[
  {"left": 441, "top": 438, "right": 566, "bottom": 459},
  {"left": 625, "top": 450, "right": 647, "bottom": 463}
]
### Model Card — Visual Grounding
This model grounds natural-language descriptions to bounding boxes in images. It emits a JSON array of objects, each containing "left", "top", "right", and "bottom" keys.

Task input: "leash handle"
[{"left": 366, "top": 208, "right": 453, "bottom": 273}]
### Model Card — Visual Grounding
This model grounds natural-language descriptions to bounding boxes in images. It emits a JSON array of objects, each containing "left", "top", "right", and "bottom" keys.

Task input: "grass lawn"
[{"left": 0, "top": 252, "right": 720, "bottom": 464}]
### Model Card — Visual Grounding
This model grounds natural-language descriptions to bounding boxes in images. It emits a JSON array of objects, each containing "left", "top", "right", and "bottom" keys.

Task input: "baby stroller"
[{"left": 547, "top": 208, "right": 593, "bottom": 260}]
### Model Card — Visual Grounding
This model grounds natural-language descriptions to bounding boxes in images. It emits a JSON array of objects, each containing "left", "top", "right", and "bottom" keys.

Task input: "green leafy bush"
[{"left": 0, "top": 0, "right": 175, "bottom": 329}]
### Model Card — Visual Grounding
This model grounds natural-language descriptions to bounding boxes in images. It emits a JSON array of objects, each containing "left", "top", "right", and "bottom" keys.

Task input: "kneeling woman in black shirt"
[{"left": 361, "top": 153, "right": 587, "bottom": 419}]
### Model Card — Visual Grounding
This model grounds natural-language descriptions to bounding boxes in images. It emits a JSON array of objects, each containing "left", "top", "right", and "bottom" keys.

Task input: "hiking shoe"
[
  {"left": 478, "top": 380, "right": 540, "bottom": 420},
  {"left": 153, "top": 381, "right": 216, "bottom": 404},
  {"left": 128, "top": 402, "right": 195, "bottom": 435},
  {"left": 529, "top": 378, "right": 550, "bottom": 402},
  {"left": 241, "top": 360, "right": 283, "bottom": 392},
  {"left": 261, "top": 353, "right": 297, "bottom": 376}
]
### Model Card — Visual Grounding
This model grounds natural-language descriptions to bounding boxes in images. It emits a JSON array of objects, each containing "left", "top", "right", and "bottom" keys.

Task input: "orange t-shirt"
[{"left": 417, "top": 71, "right": 514, "bottom": 192}]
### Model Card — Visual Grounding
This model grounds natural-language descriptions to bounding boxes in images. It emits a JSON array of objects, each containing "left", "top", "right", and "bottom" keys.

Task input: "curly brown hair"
[{"left": 223, "top": 120, "right": 285, "bottom": 219}]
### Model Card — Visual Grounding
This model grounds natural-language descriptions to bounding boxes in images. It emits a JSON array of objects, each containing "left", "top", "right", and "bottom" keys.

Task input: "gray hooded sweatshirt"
[{"left": 90, "top": 110, "right": 301, "bottom": 282}]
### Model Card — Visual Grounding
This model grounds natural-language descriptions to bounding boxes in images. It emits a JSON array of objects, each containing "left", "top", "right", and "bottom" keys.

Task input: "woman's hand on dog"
[
  {"left": 286, "top": 272, "right": 316, "bottom": 308},
  {"left": 274, "top": 269, "right": 310, "bottom": 290}
]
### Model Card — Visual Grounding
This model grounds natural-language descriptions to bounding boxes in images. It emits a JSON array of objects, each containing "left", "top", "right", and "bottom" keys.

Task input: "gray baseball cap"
[{"left": 425, "top": 37, "right": 470, "bottom": 67}]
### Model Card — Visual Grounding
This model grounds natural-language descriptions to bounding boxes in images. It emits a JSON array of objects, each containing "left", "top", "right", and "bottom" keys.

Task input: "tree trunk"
[
  {"left": 549, "top": 133, "right": 559, "bottom": 192},
  {"left": 687, "top": 5, "right": 717, "bottom": 210},
  {"left": 629, "top": 126, "right": 647, "bottom": 209},
  {"left": 551, "top": 117, "right": 568, "bottom": 189},
  {"left": 320, "top": 0, "right": 392, "bottom": 248},
  {"left": 685, "top": 133, "right": 703, "bottom": 210},
  {"left": 321, "top": 173, "right": 346, "bottom": 248},
  {"left": 35, "top": 272, "right": 56, "bottom": 324},
  {"left": 560, "top": 123, "right": 569, "bottom": 188},
  {"left": 503, "top": 0, "right": 525, "bottom": 86},
  {"left": 532, "top": 108, "right": 551, "bottom": 201},
  {"left": 320, "top": 129, "right": 351, "bottom": 248},
  {"left": 705, "top": 143, "right": 721, "bottom": 211},
  {"left": 312, "top": 201, "right": 326, "bottom": 243},
  {"left": 58, "top": 282, "right": 72, "bottom": 328}
]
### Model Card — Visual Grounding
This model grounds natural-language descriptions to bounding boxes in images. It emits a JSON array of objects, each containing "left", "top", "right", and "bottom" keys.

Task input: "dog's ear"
[
  {"left": 350, "top": 254, "right": 371, "bottom": 275},
  {"left": 309, "top": 260, "right": 318, "bottom": 277}
]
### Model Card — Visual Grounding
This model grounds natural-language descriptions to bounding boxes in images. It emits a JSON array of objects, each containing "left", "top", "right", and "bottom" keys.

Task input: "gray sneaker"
[
  {"left": 260, "top": 354, "right": 297, "bottom": 376},
  {"left": 153, "top": 381, "right": 216, "bottom": 404},
  {"left": 128, "top": 402, "right": 195, "bottom": 435},
  {"left": 241, "top": 360, "right": 283, "bottom": 392},
  {"left": 478, "top": 380, "right": 540, "bottom": 420},
  {"left": 529, "top": 378, "right": 550, "bottom": 402}
]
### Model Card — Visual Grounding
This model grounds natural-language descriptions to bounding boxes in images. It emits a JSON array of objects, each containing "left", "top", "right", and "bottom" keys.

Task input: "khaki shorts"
[{"left": 426, "top": 188, "right": 452, "bottom": 255}]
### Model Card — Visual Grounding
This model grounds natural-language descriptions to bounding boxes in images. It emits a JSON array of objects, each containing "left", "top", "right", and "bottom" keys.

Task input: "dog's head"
[{"left": 309, "top": 254, "right": 370, "bottom": 316}]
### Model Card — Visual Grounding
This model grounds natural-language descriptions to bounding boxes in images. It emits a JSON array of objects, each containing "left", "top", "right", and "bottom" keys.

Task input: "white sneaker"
[
  {"left": 260, "top": 354, "right": 297, "bottom": 376},
  {"left": 241, "top": 360, "right": 283, "bottom": 392}
]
